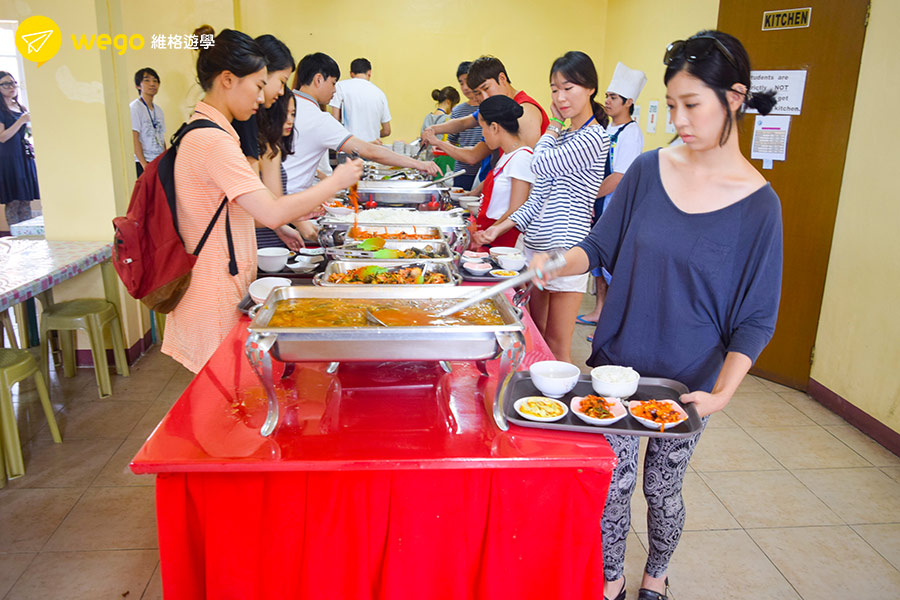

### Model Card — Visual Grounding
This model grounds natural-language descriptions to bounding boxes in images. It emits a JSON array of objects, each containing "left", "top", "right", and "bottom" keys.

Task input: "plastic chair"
[
  {"left": 0, "top": 348, "right": 62, "bottom": 481},
  {"left": 39, "top": 299, "right": 130, "bottom": 398},
  {"left": 1, "top": 309, "right": 18, "bottom": 349}
]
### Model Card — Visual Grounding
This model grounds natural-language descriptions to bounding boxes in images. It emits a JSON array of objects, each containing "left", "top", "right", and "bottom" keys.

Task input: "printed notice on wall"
[
  {"left": 748, "top": 70, "right": 807, "bottom": 115},
  {"left": 751, "top": 115, "right": 791, "bottom": 162},
  {"left": 664, "top": 105, "right": 676, "bottom": 134},
  {"left": 646, "top": 101, "right": 658, "bottom": 134}
]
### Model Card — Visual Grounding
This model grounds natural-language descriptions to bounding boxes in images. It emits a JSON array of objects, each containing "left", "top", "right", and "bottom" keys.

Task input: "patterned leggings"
[
  {"left": 601, "top": 417, "right": 708, "bottom": 580},
  {"left": 4, "top": 200, "right": 33, "bottom": 227}
]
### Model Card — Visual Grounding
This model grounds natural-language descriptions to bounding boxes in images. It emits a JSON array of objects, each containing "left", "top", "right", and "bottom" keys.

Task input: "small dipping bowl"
[
  {"left": 529, "top": 360, "right": 581, "bottom": 398},
  {"left": 257, "top": 247, "right": 291, "bottom": 273},
  {"left": 463, "top": 261, "right": 491, "bottom": 275}
]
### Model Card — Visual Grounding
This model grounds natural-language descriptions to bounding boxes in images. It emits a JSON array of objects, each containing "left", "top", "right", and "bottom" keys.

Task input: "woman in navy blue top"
[
  {"left": 0, "top": 71, "right": 39, "bottom": 226},
  {"left": 530, "top": 31, "right": 781, "bottom": 600}
]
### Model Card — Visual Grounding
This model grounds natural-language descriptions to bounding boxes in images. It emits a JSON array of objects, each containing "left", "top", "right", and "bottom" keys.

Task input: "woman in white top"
[
  {"left": 471, "top": 95, "right": 534, "bottom": 249},
  {"left": 479, "top": 51, "right": 609, "bottom": 362}
]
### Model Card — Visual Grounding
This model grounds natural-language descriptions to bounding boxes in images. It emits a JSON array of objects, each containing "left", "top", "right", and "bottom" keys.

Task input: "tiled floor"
[{"left": 1, "top": 312, "right": 899, "bottom": 599}]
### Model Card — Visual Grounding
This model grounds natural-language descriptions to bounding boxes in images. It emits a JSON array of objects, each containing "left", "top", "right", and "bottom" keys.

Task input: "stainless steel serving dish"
[
  {"left": 324, "top": 239, "right": 457, "bottom": 263},
  {"left": 355, "top": 181, "right": 450, "bottom": 207},
  {"left": 313, "top": 260, "right": 461, "bottom": 287},
  {"left": 244, "top": 286, "right": 527, "bottom": 436},
  {"left": 318, "top": 216, "right": 469, "bottom": 254}
]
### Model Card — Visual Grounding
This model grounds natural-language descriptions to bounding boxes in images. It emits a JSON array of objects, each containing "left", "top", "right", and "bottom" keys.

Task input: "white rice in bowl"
[{"left": 591, "top": 365, "right": 640, "bottom": 384}]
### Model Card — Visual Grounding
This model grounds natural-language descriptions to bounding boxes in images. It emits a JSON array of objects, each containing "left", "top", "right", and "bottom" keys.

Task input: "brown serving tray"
[{"left": 503, "top": 373, "right": 703, "bottom": 438}]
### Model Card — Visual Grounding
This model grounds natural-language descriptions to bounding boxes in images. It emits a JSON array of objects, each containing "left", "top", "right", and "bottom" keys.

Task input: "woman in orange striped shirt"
[{"left": 163, "top": 29, "right": 361, "bottom": 372}]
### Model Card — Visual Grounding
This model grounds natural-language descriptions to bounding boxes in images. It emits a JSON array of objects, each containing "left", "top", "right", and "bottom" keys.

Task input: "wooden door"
[{"left": 717, "top": 0, "right": 869, "bottom": 389}]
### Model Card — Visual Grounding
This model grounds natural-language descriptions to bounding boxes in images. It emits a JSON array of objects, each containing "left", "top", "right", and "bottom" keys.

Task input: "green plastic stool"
[
  {"left": 39, "top": 299, "right": 130, "bottom": 398},
  {"left": 0, "top": 348, "right": 62, "bottom": 481}
]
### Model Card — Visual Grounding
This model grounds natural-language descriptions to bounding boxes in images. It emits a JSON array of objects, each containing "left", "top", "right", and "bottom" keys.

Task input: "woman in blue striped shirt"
[{"left": 480, "top": 51, "right": 609, "bottom": 362}]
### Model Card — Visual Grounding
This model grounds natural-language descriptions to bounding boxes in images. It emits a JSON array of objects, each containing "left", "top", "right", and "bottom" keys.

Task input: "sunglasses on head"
[{"left": 664, "top": 36, "right": 738, "bottom": 70}]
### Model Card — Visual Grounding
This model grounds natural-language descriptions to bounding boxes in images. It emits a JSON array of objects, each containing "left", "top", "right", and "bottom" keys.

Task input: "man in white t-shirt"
[
  {"left": 328, "top": 58, "right": 391, "bottom": 143},
  {"left": 283, "top": 52, "right": 438, "bottom": 195},
  {"left": 129, "top": 67, "right": 166, "bottom": 177},
  {"left": 580, "top": 62, "right": 647, "bottom": 327}
]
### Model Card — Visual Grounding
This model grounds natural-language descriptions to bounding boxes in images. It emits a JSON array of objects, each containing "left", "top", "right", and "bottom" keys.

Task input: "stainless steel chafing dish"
[
  {"left": 324, "top": 239, "right": 458, "bottom": 263},
  {"left": 313, "top": 260, "right": 461, "bottom": 287},
  {"left": 353, "top": 181, "right": 450, "bottom": 208},
  {"left": 318, "top": 214, "right": 469, "bottom": 254},
  {"left": 245, "top": 286, "right": 527, "bottom": 436}
]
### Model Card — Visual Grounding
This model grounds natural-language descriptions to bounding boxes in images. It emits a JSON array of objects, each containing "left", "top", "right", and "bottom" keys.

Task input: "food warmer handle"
[
  {"left": 491, "top": 330, "right": 526, "bottom": 431},
  {"left": 245, "top": 332, "right": 280, "bottom": 437}
]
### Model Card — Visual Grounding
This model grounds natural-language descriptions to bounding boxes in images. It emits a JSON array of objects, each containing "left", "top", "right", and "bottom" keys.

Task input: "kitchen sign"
[
  {"left": 762, "top": 7, "right": 812, "bottom": 31},
  {"left": 747, "top": 70, "right": 808, "bottom": 116}
]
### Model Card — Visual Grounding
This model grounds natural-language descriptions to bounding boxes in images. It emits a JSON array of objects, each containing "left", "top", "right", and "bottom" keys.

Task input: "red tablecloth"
[{"left": 133, "top": 304, "right": 616, "bottom": 599}]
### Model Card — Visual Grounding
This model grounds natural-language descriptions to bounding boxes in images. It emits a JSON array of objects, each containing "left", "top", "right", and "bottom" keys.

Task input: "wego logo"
[
  {"left": 71, "top": 33, "right": 145, "bottom": 55},
  {"left": 15, "top": 15, "right": 62, "bottom": 67}
]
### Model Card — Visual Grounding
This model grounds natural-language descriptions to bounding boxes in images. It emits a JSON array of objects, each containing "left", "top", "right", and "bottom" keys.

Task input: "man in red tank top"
[{"left": 422, "top": 55, "right": 548, "bottom": 164}]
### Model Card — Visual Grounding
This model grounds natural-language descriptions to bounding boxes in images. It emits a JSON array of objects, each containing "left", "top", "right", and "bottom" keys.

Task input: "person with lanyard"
[
  {"left": 130, "top": 67, "right": 166, "bottom": 177},
  {"left": 283, "top": 52, "right": 439, "bottom": 196},
  {"left": 421, "top": 86, "right": 460, "bottom": 174},
  {"left": 163, "top": 29, "right": 362, "bottom": 373},
  {"left": 0, "top": 71, "right": 39, "bottom": 226},
  {"left": 468, "top": 95, "right": 535, "bottom": 250},
  {"left": 420, "top": 55, "right": 549, "bottom": 167},
  {"left": 478, "top": 51, "right": 609, "bottom": 363},
  {"left": 447, "top": 61, "right": 483, "bottom": 190},
  {"left": 528, "top": 31, "right": 781, "bottom": 600},
  {"left": 578, "top": 62, "right": 647, "bottom": 328}
]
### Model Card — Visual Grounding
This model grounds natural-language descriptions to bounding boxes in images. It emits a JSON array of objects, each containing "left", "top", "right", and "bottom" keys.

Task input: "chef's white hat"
[{"left": 607, "top": 62, "right": 647, "bottom": 101}]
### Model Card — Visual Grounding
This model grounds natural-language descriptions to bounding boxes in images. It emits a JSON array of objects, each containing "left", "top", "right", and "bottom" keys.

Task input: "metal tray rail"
[
  {"left": 501, "top": 373, "right": 702, "bottom": 437},
  {"left": 313, "top": 260, "right": 462, "bottom": 287},
  {"left": 325, "top": 239, "right": 457, "bottom": 263}
]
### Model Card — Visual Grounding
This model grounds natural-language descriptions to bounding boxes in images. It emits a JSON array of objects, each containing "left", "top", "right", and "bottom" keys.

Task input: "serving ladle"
[{"left": 364, "top": 308, "right": 388, "bottom": 327}]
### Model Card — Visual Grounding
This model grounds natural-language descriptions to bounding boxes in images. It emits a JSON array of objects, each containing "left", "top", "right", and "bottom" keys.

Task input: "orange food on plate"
[
  {"left": 348, "top": 227, "right": 440, "bottom": 241},
  {"left": 326, "top": 265, "right": 448, "bottom": 285},
  {"left": 579, "top": 395, "right": 615, "bottom": 419},
  {"left": 491, "top": 270, "right": 517, "bottom": 277},
  {"left": 631, "top": 399, "right": 685, "bottom": 432}
]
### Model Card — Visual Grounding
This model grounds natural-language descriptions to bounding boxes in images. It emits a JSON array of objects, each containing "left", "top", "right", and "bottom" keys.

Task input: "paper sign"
[
  {"left": 632, "top": 104, "right": 641, "bottom": 124},
  {"left": 751, "top": 115, "right": 791, "bottom": 162},
  {"left": 748, "top": 70, "right": 807, "bottom": 115},
  {"left": 665, "top": 105, "right": 676, "bottom": 134},
  {"left": 762, "top": 7, "right": 811, "bottom": 31},
  {"left": 646, "top": 101, "right": 658, "bottom": 134}
]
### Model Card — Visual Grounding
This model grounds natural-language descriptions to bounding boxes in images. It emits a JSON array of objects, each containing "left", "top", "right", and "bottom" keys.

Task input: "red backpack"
[{"left": 112, "top": 120, "right": 238, "bottom": 314}]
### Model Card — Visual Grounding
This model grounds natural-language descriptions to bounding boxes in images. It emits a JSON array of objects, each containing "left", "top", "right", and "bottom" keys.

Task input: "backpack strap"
[
  {"left": 170, "top": 119, "right": 239, "bottom": 276},
  {"left": 603, "top": 120, "right": 634, "bottom": 179}
]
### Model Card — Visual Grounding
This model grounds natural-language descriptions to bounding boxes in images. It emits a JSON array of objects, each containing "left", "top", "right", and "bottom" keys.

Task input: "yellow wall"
[
  {"left": 238, "top": 0, "right": 609, "bottom": 143},
  {"left": 600, "top": 0, "right": 720, "bottom": 152},
  {"left": 811, "top": 0, "right": 900, "bottom": 432}
]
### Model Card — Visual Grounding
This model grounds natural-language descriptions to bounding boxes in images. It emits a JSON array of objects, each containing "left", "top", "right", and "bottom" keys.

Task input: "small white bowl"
[
  {"left": 489, "top": 246, "right": 519, "bottom": 259},
  {"left": 590, "top": 365, "right": 641, "bottom": 398},
  {"left": 449, "top": 187, "right": 467, "bottom": 200},
  {"left": 463, "top": 261, "right": 492, "bottom": 275},
  {"left": 628, "top": 399, "right": 689, "bottom": 431},
  {"left": 298, "top": 247, "right": 326, "bottom": 256},
  {"left": 249, "top": 277, "right": 291, "bottom": 304},
  {"left": 514, "top": 396, "right": 569, "bottom": 422},
  {"left": 529, "top": 360, "right": 580, "bottom": 398},
  {"left": 497, "top": 253, "right": 526, "bottom": 271},
  {"left": 257, "top": 247, "right": 291, "bottom": 273},
  {"left": 570, "top": 395, "right": 627, "bottom": 426},
  {"left": 462, "top": 250, "right": 490, "bottom": 262},
  {"left": 324, "top": 205, "right": 353, "bottom": 216},
  {"left": 291, "top": 254, "right": 324, "bottom": 266}
]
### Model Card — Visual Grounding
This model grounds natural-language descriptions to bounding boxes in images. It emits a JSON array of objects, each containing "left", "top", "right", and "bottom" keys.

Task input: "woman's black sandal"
[
  {"left": 637, "top": 577, "right": 669, "bottom": 600},
  {"left": 604, "top": 577, "right": 627, "bottom": 600}
]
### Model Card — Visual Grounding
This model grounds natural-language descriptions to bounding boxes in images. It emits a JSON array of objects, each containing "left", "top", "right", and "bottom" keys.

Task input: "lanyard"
[
  {"left": 573, "top": 114, "right": 596, "bottom": 131},
  {"left": 140, "top": 97, "right": 159, "bottom": 130},
  {"left": 436, "top": 108, "right": 447, "bottom": 114}
]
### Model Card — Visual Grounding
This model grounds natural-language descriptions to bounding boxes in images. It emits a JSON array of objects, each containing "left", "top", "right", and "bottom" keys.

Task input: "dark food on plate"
[
  {"left": 519, "top": 398, "right": 565, "bottom": 419},
  {"left": 631, "top": 399, "right": 685, "bottom": 432},
  {"left": 326, "top": 265, "right": 448, "bottom": 285},
  {"left": 579, "top": 395, "right": 615, "bottom": 419},
  {"left": 267, "top": 298, "right": 504, "bottom": 328}
]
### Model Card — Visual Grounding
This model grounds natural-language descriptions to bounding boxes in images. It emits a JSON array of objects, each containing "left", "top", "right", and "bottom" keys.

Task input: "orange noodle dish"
[
  {"left": 630, "top": 399, "right": 685, "bottom": 431},
  {"left": 578, "top": 395, "right": 616, "bottom": 419},
  {"left": 266, "top": 298, "right": 504, "bottom": 328},
  {"left": 519, "top": 398, "right": 565, "bottom": 419}
]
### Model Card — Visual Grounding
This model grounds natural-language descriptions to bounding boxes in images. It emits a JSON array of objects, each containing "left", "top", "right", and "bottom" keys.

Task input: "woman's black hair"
[
  {"left": 255, "top": 34, "right": 294, "bottom": 73},
  {"left": 431, "top": 86, "right": 460, "bottom": 107},
  {"left": 478, "top": 95, "right": 524, "bottom": 134},
  {"left": 257, "top": 86, "right": 294, "bottom": 158},
  {"left": 664, "top": 30, "right": 777, "bottom": 146},
  {"left": 456, "top": 61, "right": 473, "bottom": 79},
  {"left": 550, "top": 51, "right": 608, "bottom": 128},
  {"left": 0, "top": 71, "right": 25, "bottom": 121},
  {"left": 194, "top": 27, "right": 266, "bottom": 92}
]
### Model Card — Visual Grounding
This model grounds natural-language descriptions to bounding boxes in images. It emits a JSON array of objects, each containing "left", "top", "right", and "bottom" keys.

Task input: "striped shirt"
[
  {"left": 510, "top": 124, "right": 609, "bottom": 252},
  {"left": 448, "top": 103, "right": 482, "bottom": 179},
  {"left": 163, "top": 101, "right": 267, "bottom": 373}
]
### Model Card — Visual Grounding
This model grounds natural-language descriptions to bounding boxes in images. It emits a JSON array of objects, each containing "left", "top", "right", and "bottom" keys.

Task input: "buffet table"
[{"left": 132, "top": 304, "right": 616, "bottom": 599}]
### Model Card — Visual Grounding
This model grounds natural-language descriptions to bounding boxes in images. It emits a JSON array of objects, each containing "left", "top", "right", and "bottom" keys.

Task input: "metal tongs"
[
  {"left": 437, "top": 252, "right": 567, "bottom": 317},
  {"left": 417, "top": 168, "right": 467, "bottom": 188}
]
